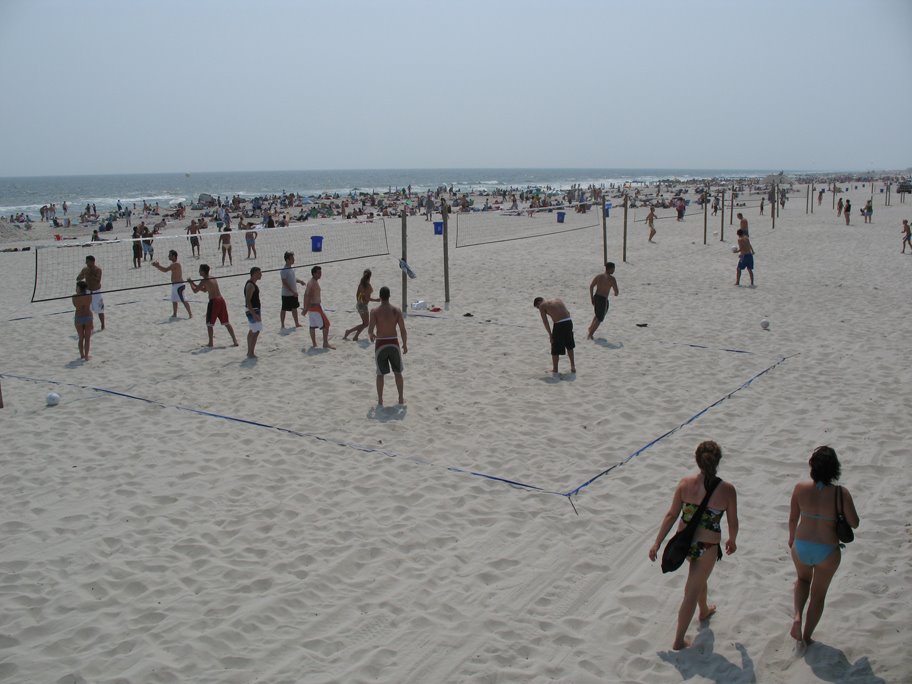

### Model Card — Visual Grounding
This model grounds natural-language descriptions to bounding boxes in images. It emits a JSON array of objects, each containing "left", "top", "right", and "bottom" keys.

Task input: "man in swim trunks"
[
  {"left": 533, "top": 296, "right": 576, "bottom": 374},
  {"left": 587, "top": 261, "right": 619, "bottom": 340},
  {"left": 187, "top": 263, "right": 238, "bottom": 348},
  {"left": 367, "top": 285, "right": 408, "bottom": 405},
  {"left": 153, "top": 250, "right": 193, "bottom": 319},
  {"left": 735, "top": 228, "right": 755, "bottom": 287},
  {"left": 243, "top": 222, "right": 258, "bottom": 259},
  {"left": 737, "top": 212, "right": 749, "bottom": 237},
  {"left": 280, "top": 251, "right": 306, "bottom": 328},
  {"left": 244, "top": 267, "right": 262, "bottom": 358},
  {"left": 302, "top": 265, "right": 334, "bottom": 349},
  {"left": 186, "top": 219, "right": 202, "bottom": 258},
  {"left": 77, "top": 255, "right": 105, "bottom": 330},
  {"left": 646, "top": 207, "right": 657, "bottom": 243}
]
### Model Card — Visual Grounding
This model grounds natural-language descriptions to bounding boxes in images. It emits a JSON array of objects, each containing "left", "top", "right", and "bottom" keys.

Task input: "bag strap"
[
  {"left": 680, "top": 477, "right": 722, "bottom": 538},
  {"left": 835, "top": 485, "right": 844, "bottom": 518}
]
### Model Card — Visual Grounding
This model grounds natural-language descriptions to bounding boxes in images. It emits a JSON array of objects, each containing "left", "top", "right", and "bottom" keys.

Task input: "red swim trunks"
[{"left": 206, "top": 296, "right": 229, "bottom": 326}]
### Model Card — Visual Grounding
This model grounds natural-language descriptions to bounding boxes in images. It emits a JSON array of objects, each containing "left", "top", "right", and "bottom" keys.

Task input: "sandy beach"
[{"left": 0, "top": 183, "right": 909, "bottom": 683}]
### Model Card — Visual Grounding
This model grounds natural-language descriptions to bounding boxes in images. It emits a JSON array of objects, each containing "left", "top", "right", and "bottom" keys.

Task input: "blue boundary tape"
[
  {"left": 563, "top": 354, "right": 793, "bottom": 498},
  {"left": 1, "top": 355, "right": 790, "bottom": 499},
  {"left": 0, "top": 372, "right": 565, "bottom": 496}
]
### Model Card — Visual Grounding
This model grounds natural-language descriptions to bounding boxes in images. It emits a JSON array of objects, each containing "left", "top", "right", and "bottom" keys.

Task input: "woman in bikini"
[
  {"left": 788, "top": 446, "right": 859, "bottom": 646},
  {"left": 343, "top": 269, "right": 379, "bottom": 341},
  {"left": 649, "top": 441, "right": 739, "bottom": 650},
  {"left": 72, "top": 281, "right": 94, "bottom": 360}
]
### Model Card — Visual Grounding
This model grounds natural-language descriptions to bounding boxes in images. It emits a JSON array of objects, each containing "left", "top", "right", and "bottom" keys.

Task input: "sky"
[{"left": 0, "top": 0, "right": 910, "bottom": 176}]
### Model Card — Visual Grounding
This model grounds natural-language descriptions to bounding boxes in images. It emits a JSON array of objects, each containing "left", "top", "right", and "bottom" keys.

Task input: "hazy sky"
[{"left": 1, "top": 0, "right": 910, "bottom": 176}]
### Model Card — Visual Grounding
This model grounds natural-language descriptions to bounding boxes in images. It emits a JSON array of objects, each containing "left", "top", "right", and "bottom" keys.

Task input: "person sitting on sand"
[
  {"left": 788, "top": 446, "right": 859, "bottom": 647},
  {"left": 649, "top": 440, "right": 739, "bottom": 650},
  {"left": 533, "top": 296, "right": 576, "bottom": 374}
]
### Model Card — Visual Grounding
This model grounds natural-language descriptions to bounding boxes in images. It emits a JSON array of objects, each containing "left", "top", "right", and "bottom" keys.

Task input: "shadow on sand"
[
  {"left": 367, "top": 405, "right": 407, "bottom": 422},
  {"left": 803, "top": 642, "right": 885, "bottom": 684},
  {"left": 594, "top": 339, "right": 624, "bottom": 350},
  {"left": 658, "top": 628, "right": 756, "bottom": 683}
]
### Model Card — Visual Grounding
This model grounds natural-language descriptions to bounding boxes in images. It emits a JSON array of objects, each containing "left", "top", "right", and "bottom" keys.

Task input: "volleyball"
[
  {"left": 731, "top": 246, "right": 739, "bottom": 253},
  {"left": 760, "top": 319, "right": 770, "bottom": 330},
  {"left": 46, "top": 392, "right": 61, "bottom": 406}
]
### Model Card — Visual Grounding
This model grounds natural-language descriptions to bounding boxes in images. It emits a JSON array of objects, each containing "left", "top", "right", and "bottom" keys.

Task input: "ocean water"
[{"left": 0, "top": 168, "right": 783, "bottom": 217}]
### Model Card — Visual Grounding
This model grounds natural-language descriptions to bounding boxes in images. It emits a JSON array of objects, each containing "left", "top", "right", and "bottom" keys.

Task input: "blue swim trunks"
[{"left": 738, "top": 253, "right": 754, "bottom": 271}]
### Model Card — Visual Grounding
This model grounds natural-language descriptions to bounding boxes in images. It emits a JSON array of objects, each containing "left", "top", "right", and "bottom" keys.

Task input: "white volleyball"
[
  {"left": 732, "top": 245, "right": 739, "bottom": 253},
  {"left": 760, "top": 319, "right": 770, "bottom": 330},
  {"left": 46, "top": 392, "right": 61, "bottom": 406}
]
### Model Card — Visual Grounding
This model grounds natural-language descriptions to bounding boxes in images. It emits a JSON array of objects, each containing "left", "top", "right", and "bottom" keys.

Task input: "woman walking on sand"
[
  {"left": 788, "top": 446, "right": 859, "bottom": 646},
  {"left": 649, "top": 441, "right": 738, "bottom": 650},
  {"left": 343, "top": 269, "right": 379, "bottom": 341}
]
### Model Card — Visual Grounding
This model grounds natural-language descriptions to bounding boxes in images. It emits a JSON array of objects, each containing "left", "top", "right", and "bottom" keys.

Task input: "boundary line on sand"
[{"left": 2, "top": 356, "right": 791, "bottom": 500}]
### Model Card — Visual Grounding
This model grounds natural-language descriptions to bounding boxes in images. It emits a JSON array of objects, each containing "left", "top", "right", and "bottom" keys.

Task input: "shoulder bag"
[
  {"left": 835, "top": 485, "right": 854, "bottom": 544},
  {"left": 661, "top": 477, "right": 721, "bottom": 574}
]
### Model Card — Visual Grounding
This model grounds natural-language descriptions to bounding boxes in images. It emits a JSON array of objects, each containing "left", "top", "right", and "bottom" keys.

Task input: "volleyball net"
[
  {"left": 31, "top": 218, "right": 390, "bottom": 302},
  {"left": 454, "top": 203, "right": 601, "bottom": 248}
]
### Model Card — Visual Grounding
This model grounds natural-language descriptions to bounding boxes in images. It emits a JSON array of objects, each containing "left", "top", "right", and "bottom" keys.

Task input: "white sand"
[{"left": 1, "top": 186, "right": 909, "bottom": 683}]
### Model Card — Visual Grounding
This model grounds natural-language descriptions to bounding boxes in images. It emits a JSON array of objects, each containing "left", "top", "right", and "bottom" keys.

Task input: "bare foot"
[
  {"left": 323, "top": 343, "right": 336, "bottom": 349},
  {"left": 790, "top": 618, "right": 802, "bottom": 642},
  {"left": 206, "top": 343, "right": 214, "bottom": 348},
  {"left": 232, "top": 341, "right": 239, "bottom": 347},
  {"left": 398, "top": 396, "right": 405, "bottom": 405},
  {"left": 342, "top": 332, "right": 350, "bottom": 340},
  {"left": 586, "top": 333, "right": 593, "bottom": 340},
  {"left": 699, "top": 605, "right": 717, "bottom": 622},
  {"left": 672, "top": 638, "right": 692, "bottom": 651},
  {"left": 570, "top": 367, "right": 577, "bottom": 373},
  {"left": 247, "top": 353, "right": 257, "bottom": 359}
]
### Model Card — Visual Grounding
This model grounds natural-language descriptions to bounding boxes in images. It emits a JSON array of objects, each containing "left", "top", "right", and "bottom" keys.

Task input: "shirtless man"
[
  {"left": 587, "top": 262, "right": 619, "bottom": 339},
  {"left": 533, "top": 297, "right": 576, "bottom": 374},
  {"left": 152, "top": 250, "right": 192, "bottom": 319},
  {"left": 280, "top": 251, "right": 306, "bottom": 328},
  {"left": 186, "top": 219, "right": 202, "bottom": 258},
  {"left": 735, "top": 228, "right": 755, "bottom": 287},
  {"left": 219, "top": 226, "right": 233, "bottom": 266},
  {"left": 646, "top": 207, "right": 657, "bottom": 243},
  {"left": 902, "top": 219, "right": 911, "bottom": 254},
  {"left": 367, "top": 286, "right": 408, "bottom": 405},
  {"left": 737, "top": 212, "right": 749, "bottom": 237},
  {"left": 302, "top": 265, "right": 334, "bottom": 349},
  {"left": 244, "top": 267, "right": 262, "bottom": 358},
  {"left": 187, "top": 263, "right": 238, "bottom": 347},
  {"left": 77, "top": 255, "right": 105, "bottom": 330}
]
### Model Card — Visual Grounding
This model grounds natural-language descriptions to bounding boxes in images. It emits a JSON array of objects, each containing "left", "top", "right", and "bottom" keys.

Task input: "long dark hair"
[
  {"left": 809, "top": 446, "right": 841, "bottom": 486},
  {"left": 695, "top": 440, "right": 722, "bottom": 489}
]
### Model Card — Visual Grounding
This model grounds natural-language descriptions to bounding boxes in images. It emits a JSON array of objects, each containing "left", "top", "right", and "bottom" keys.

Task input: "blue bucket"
[
  {"left": 604, "top": 201, "right": 612, "bottom": 217},
  {"left": 556, "top": 211, "right": 566, "bottom": 224},
  {"left": 311, "top": 235, "right": 323, "bottom": 252},
  {"left": 433, "top": 221, "right": 443, "bottom": 235}
]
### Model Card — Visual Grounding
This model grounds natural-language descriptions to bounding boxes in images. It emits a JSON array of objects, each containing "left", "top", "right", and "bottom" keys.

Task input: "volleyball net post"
[
  {"left": 720, "top": 189, "right": 725, "bottom": 241},
  {"left": 729, "top": 191, "right": 735, "bottom": 225},
  {"left": 703, "top": 193, "right": 708, "bottom": 245},
  {"left": 442, "top": 200, "right": 451, "bottom": 305},
  {"left": 401, "top": 210, "right": 408, "bottom": 314},
  {"left": 772, "top": 185, "right": 777, "bottom": 229},
  {"left": 807, "top": 184, "right": 811, "bottom": 214},
  {"left": 622, "top": 196, "right": 629, "bottom": 263},
  {"left": 600, "top": 197, "right": 608, "bottom": 266}
]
